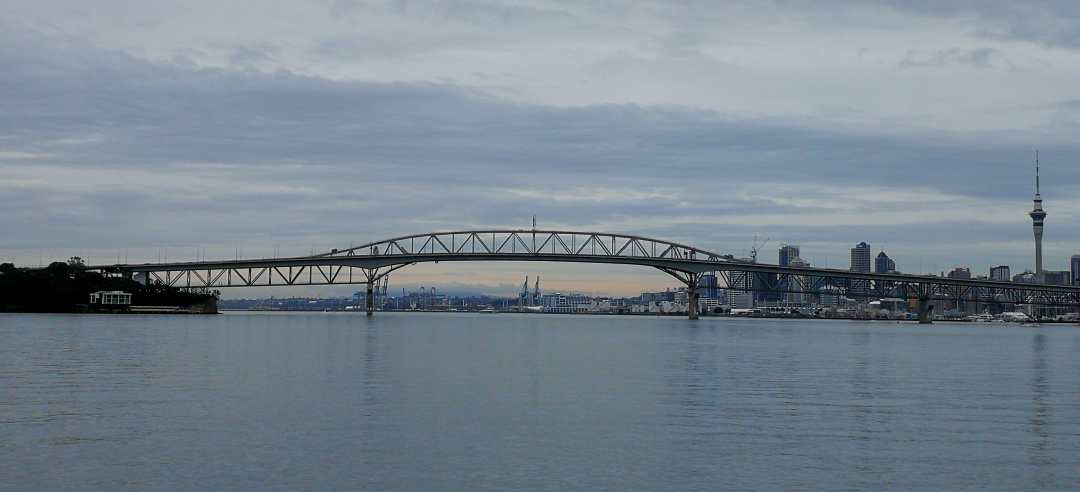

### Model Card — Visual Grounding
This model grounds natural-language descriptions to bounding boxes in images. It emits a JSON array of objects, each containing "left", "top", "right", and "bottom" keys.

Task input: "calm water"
[{"left": 2, "top": 313, "right": 1079, "bottom": 490}]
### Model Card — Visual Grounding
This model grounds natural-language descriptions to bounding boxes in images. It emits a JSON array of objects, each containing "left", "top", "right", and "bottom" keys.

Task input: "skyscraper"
[
  {"left": 850, "top": 242, "right": 871, "bottom": 297},
  {"left": 875, "top": 251, "right": 895, "bottom": 273},
  {"left": 778, "top": 244, "right": 800, "bottom": 267},
  {"left": 1071, "top": 255, "right": 1080, "bottom": 286},
  {"left": 777, "top": 245, "right": 801, "bottom": 305},
  {"left": 1029, "top": 151, "right": 1047, "bottom": 279},
  {"left": 850, "top": 242, "right": 871, "bottom": 273},
  {"left": 698, "top": 273, "right": 719, "bottom": 299},
  {"left": 990, "top": 265, "right": 1011, "bottom": 282}
]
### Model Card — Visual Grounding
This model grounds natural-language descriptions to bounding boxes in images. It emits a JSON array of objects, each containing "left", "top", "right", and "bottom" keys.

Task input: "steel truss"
[{"left": 321, "top": 230, "right": 723, "bottom": 262}]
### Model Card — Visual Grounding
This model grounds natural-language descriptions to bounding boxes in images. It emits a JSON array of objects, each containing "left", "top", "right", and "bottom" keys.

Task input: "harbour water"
[{"left": 2, "top": 312, "right": 1079, "bottom": 490}]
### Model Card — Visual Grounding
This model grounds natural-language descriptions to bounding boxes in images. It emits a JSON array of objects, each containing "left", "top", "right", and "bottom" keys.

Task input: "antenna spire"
[{"left": 1035, "top": 149, "right": 1040, "bottom": 196}]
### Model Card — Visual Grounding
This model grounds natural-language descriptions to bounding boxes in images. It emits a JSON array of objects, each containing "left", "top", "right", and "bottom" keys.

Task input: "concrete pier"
[{"left": 918, "top": 297, "right": 934, "bottom": 324}]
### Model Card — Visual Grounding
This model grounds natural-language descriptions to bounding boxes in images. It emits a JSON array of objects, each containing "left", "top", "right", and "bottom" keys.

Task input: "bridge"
[{"left": 88, "top": 229, "right": 1080, "bottom": 322}]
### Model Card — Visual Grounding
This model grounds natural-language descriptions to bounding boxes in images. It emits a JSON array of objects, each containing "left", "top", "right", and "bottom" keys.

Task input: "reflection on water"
[
  {"left": 1, "top": 313, "right": 1079, "bottom": 490},
  {"left": 1029, "top": 331, "right": 1055, "bottom": 487}
]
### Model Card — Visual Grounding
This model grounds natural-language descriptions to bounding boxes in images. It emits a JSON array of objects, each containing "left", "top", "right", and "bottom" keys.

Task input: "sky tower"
[{"left": 1029, "top": 150, "right": 1047, "bottom": 279}]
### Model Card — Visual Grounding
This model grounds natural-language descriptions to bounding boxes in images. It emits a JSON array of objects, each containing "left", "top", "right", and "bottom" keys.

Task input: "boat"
[{"left": 1001, "top": 312, "right": 1033, "bottom": 323}]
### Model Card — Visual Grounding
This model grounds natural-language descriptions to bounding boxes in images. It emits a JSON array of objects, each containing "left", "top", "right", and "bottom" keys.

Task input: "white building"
[{"left": 89, "top": 291, "right": 132, "bottom": 306}]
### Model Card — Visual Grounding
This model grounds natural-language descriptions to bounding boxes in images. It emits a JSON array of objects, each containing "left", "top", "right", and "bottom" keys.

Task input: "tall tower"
[{"left": 1029, "top": 151, "right": 1047, "bottom": 279}]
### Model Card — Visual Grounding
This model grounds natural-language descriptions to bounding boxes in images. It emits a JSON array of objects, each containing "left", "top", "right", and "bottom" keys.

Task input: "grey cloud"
[
  {"left": 329, "top": 0, "right": 576, "bottom": 26},
  {"left": 899, "top": 47, "right": 1012, "bottom": 70},
  {"left": 2, "top": 22, "right": 1078, "bottom": 276},
  {"left": 227, "top": 44, "right": 281, "bottom": 69},
  {"left": 862, "top": 0, "right": 1080, "bottom": 49}
]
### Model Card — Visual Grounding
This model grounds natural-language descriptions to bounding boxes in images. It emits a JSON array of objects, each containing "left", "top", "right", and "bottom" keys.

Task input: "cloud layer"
[{"left": 2, "top": 2, "right": 1080, "bottom": 295}]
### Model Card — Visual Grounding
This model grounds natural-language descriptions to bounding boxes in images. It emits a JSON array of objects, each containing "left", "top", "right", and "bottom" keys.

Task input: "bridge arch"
[{"left": 317, "top": 230, "right": 736, "bottom": 319}]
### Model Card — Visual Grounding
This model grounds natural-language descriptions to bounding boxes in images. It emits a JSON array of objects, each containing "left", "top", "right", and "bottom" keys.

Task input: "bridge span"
[{"left": 89, "top": 229, "right": 1080, "bottom": 322}]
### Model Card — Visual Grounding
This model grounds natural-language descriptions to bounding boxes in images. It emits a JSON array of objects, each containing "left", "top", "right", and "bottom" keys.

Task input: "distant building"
[
  {"left": 850, "top": 242, "right": 871, "bottom": 273},
  {"left": 1072, "top": 255, "right": 1080, "bottom": 286},
  {"left": 850, "top": 242, "right": 871, "bottom": 296},
  {"left": 1013, "top": 271, "right": 1037, "bottom": 284},
  {"left": 1042, "top": 270, "right": 1070, "bottom": 286},
  {"left": 777, "top": 245, "right": 800, "bottom": 304},
  {"left": 726, "top": 271, "right": 754, "bottom": 308},
  {"left": 640, "top": 289, "right": 675, "bottom": 303},
  {"left": 990, "top": 265, "right": 1011, "bottom": 282},
  {"left": 778, "top": 245, "right": 800, "bottom": 267},
  {"left": 541, "top": 292, "right": 591, "bottom": 313},
  {"left": 947, "top": 267, "right": 971, "bottom": 280},
  {"left": 786, "top": 257, "right": 812, "bottom": 304},
  {"left": 874, "top": 251, "right": 895, "bottom": 274},
  {"left": 698, "top": 273, "right": 719, "bottom": 299},
  {"left": 754, "top": 273, "right": 781, "bottom": 304}
]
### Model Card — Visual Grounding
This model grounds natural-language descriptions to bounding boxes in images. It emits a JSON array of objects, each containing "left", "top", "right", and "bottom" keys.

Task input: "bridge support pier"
[
  {"left": 366, "top": 281, "right": 374, "bottom": 317},
  {"left": 688, "top": 290, "right": 700, "bottom": 320},
  {"left": 918, "top": 296, "right": 934, "bottom": 324},
  {"left": 657, "top": 269, "right": 703, "bottom": 320}
]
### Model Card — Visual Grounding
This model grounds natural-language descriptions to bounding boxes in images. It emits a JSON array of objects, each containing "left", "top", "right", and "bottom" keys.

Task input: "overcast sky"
[{"left": 2, "top": 1, "right": 1080, "bottom": 297}]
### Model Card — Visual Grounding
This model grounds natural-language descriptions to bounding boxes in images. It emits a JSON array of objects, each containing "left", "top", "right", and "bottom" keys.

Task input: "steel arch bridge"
[{"left": 90, "top": 229, "right": 1080, "bottom": 321}]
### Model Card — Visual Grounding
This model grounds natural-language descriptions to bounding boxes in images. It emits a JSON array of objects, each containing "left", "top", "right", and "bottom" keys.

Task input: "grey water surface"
[{"left": 2, "top": 312, "right": 1079, "bottom": 490}]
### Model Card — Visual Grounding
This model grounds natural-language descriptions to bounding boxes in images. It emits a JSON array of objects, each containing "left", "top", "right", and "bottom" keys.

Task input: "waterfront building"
[
  {"left": 990, "top": 265, "right": 1011, "bottom": 282},
  {"left": 728, "top": 291, "right": 754, "bottom": 309},
  {"left": 874, "top": 251, "right": 896, "bottom": 274},
  {"left": 699, "top": 296, "right": 722, "bottom": 313},
  {"left": 819, "top": 285, "right": 842, "bottom": 306},
  {"left": 726, "top": 271, "right": 753, "bottom": 307},
  {"left": 89, "top": 291, "right": 132, "bottom": 306},
  {"left": 541, "top": 292, "right": 591, "bottom": 313}
]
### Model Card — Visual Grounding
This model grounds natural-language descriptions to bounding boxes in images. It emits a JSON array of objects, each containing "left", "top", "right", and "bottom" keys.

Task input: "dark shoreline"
[{"left": 1, "top": 261, "right": 218, "bottom": 314}]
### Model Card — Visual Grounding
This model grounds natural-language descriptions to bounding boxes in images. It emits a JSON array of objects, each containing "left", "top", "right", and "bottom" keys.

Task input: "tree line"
[{"left": 0, "top": 257, "right": 216, "bottom": 312}]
